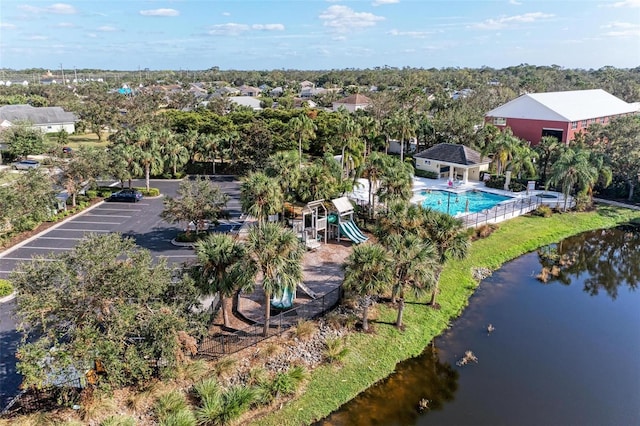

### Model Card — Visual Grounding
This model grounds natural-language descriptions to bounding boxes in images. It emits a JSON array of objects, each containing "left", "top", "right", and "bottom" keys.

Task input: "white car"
[{"left": 13, "top": 160, "right": 41, "bottom": 170}]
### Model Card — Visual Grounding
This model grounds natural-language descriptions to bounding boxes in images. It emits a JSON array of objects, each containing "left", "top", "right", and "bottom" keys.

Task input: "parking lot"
[{"left": 0, "top": 176, "right": 242, "bottom": 408}]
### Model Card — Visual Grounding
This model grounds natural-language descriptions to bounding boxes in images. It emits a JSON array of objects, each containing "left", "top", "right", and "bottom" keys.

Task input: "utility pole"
[{"left": 60, "top": 63, "right": 66, "bottom": 84}]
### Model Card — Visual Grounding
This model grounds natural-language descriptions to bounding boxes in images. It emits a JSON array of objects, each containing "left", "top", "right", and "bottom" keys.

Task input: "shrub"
[
  {"left": 136, "top": 187, "right": 160, "bottom": 197},
  {"left": 324, "top": 337, "right": 349, "bottom": 364},
  {"left": 532, "top": 205, "right": 553, "bottom": 218},
  {"left": 574, "top": 193, "right": 592, "bottom": 212},
  {"left": 99, "top": 190, "right": 112, "bottom": 198},
  {"left": 14, "top": 217, "right": 39, "bottom": 232},
  {"left": 472, "top": 223, "right": 499, "bottom": 240},
  {"left": 161, "top": 409, "right": 197, "bottom": 426},
  {"left": 86, "top": 190, "right": 98, "bottom": 200},
  {"left": 155, "top": 391, "right": 188, "bottom": 422},
  {"left": 0, "top": 279, "right": 13, "bottom": 297},
  {"left": 294, "top": 319, "right": 317, "bottom": 341},
  {"left": 100, "top": 415, "right": 137, "bottom": 426},
  {"left": 269, "top": 366, "right": 306, "bottom": 398},
  {"left": 414, "top": 169, "right": 439, "bottom": 179}
]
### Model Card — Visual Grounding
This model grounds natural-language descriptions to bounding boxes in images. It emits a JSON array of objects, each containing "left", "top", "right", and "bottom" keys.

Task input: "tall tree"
[
  {"left": 193, "top": 234, "right": 256, "bottom": 328},
  {"left": 534, "top": 136, "right": 563, "bottom": 185},
  {"left": 546, "top": 147, "right": 598, "bottom": 211},
  {"left": 265, "top": 150, "right": 302, "bottom": 218},
  {"left": 421, "top": 209, "right": 470, "bottom": 309},
  {"left": 381, "top": 233, "right": 438, "bottom": 328},
  {"left": 161, "top": 177, "right": 229, "bottom": 235},
  {"left": 240, "top": 172, "right": 284, "bottom": 225},
  {"left": 288, "top": 114, "right": 317, "bottom": 167},
  {"left": 377, "top": 156, "right": 414, "bottom": 205},
  {"left": 489, "top": 128, "right": 521, "bottom": 176},
  {"left": 246, "top": 223, "right": 304, "bottom": 336},
  {"left": 12, "top": 234, "right": 205, "bottom": 389},
  {"left": 343, "top": 243, "right": 393, "bottom": 332}
]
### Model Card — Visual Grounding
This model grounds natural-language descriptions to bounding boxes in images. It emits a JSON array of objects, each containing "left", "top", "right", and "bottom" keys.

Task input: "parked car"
[
  {"left": 108, "top": 189, "right": 143, "bottom": 202},
  {"left": 13, "top": 160, "right": 41, "bottom": 170}
]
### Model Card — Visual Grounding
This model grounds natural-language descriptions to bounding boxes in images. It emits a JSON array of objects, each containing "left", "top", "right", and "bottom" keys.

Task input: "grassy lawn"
[
  {"left": 0, "top": 171, "right": 20, "bottom": 186},
  {"left": 252, "top": 206, "right": 640, "bottom": 426},
  {"left": 46, "top": 132, "right": 111, "bottom": 149}
]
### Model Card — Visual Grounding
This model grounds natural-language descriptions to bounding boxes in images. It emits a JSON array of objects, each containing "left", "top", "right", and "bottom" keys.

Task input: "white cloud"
[
  {"left": 208, "top": 23, "right": 250, "bottom": 36},
  {"left": 372, "top": 0, "right": 399, "bottom": 5},
  {"left": 0, "top": 22, "right": 17, "bottom": 30},
  {"left": 509, "top": 0, "right": 523, "bottom": 5},
  {"left": 139, "top": 9, "right": 180, "bottom": 17},
  {"left": 97, "top": 25, "right": 117, "bottom": 32},
  {"left": 56, "top": 22, "right": 75, "bottom": 28},
  {"left": 222, "top": 12, "right": 231, "bottom": 16},
  {"left": 471, "top": 12, "right": 554, "bottom": 30},
  {"left": 27, "top": 35, "right": 48, "bottom": 40},
  {"left": 388, "top": 29, "right": 432, "bottom": 38},
  {"left": 609, "top": 0, "right": 640, "bottom": 7},
  {"left": 319, "top": 5, "right": 385, "bottom": 33},
  {"left": 19, "top": 3, "right": 77, "bottom": 14},
  {"left": 601, "top": 21, "right": 640, "bottom": 36},
  {"left": 87, "top": 33, "right": 97, "bottom": 38},
  {"left": 252, "top": 24, "right": 285, "bottom": 31}
]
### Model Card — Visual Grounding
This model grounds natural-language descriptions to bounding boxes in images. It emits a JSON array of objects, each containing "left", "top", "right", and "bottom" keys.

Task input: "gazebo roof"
[{"left": 414, "top": 143, "right": 490, "bottom": 166}]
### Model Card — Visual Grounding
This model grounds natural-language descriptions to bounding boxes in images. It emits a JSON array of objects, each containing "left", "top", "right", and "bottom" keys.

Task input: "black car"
[{"left": 108, "top": 189, "right": 143, "bottom": 202}]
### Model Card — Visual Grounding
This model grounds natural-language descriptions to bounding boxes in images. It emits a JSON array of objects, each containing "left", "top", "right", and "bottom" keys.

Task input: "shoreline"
[{"left": 252, "top": 205, "right": 640, "bottom": 426}]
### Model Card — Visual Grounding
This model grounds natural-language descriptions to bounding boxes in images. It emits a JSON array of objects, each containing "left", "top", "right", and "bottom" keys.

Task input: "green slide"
[
  {"left": 271, "top": 287, "right": 294, "bottom": 309},
  {"left": 339, "top": 220, "right": 368, "bottom": 244}
]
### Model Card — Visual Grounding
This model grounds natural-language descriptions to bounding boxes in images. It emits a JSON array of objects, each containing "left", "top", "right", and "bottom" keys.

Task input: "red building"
[{"left": 485, "top": 89, "right": 638, "bottom": 145}]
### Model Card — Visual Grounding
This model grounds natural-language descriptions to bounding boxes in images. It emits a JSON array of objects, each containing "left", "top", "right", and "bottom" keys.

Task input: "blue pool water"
[{"left": 419, "top": 190, "right": 512, "bottom": 215}]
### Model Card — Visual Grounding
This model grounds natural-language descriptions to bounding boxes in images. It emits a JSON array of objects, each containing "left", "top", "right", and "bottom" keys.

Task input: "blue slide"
[{"left": 339, "top": 220, "right": 368, "bottom": 244}]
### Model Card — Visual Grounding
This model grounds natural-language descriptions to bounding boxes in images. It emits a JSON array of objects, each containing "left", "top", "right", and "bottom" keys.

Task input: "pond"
[{"left": 319, "top": 226, "right": 640, "bottom": 426}]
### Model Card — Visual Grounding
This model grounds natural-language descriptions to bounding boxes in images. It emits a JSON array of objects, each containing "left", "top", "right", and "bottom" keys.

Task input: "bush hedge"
[
  {"left": 414, "top": 169, "right": 439, "bottom": 179},
  {"left": 0, "top": 279, "right": 13, "bottom": 297}
]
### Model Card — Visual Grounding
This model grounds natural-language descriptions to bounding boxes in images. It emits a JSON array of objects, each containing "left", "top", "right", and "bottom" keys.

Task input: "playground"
[{"left": 212, "top": 196, "right": 369, "bottom": 331}]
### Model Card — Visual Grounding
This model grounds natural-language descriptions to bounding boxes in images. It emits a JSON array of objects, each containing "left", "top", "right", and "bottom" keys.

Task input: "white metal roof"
[
  {"left": 485, "top": 89, "right": 637, "bottom": 122},
  {"left": 331, "top": 197, "right": 354, "bottom": 215}
]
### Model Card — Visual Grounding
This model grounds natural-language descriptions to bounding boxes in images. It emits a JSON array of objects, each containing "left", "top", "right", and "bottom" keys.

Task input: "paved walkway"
[{"left": 593, "top": 198, "right": 640, "bottom": 210}]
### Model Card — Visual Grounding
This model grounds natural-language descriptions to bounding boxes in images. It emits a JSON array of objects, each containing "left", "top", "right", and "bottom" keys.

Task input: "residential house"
[
  {"left": 0, "top": 104, "right": 77, "bottom": 133},
  {"left": 300, "top": 87, "right": 327, "bottom": 98},
  {"left": 485, "top": 89, "right": 638, "bottom": 144},
  {"left": 239, "top": 85, "right": 261, "bottom": 97},
  {"left": 228, "top": 96, "right": 262, "bottom": 111},
  {"left": 332, "top": 93, "right": 372, "bottom": 112},
  {"left": 414, "top": 143, "right": 491, "bottom": 183}
]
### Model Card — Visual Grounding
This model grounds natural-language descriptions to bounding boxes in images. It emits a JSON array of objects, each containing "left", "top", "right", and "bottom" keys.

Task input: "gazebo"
[{"left": 414, "top": 143, "right": 491, "bottom": 184}]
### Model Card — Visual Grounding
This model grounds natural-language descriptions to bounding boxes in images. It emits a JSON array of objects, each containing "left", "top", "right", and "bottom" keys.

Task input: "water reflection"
[
  {"left": 537, "top": 225, "right": 640, "bottom": 299},
  {"left": 321, "top": 226, "right": 640, "bottom": 425},
  {"left": 317, "top": 343, "right": 458, "bottom": 426}
]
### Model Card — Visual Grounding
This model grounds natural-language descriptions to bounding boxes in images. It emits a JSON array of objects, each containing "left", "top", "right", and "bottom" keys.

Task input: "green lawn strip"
[{"left": 252, "top": 206, "right": 640, "bottom": 426}]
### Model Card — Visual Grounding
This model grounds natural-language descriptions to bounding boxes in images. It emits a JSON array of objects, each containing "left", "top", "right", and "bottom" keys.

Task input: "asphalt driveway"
[{"left": 0, "top": 176, "right": 241, "bottom": 409}]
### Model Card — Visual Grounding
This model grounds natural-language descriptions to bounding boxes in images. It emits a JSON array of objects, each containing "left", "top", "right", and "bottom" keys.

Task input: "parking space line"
[
  {"left": 21, "top": 247, "right": 73, "bottom": 250},
  {"left": 1, "top": 257, "right": 59, "bottom": 261},
  {"left": 70, "top": 221, "right": 121, "bottom": 225},
  {"left": 55, "top": 229, "right": 110, "bottom": 232},
  {"left": 158, "top": 255, "right": 197, "bottom": 258},
  {"left": 0, "top": 270, "right": 23, "bottom": 274},
  {"left": 38, "top": 236, "right": 83, "bottom": 240},
  {"left": 86, "top": 214, "right": 132, "bottom": 218},
  {"left": 95, "top": 208, "right": 142, "bottom": 212}
]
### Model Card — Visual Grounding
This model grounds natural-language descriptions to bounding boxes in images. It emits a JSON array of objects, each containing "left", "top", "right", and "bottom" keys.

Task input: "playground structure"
[
  {"left": 290, "top": 199, "right": 328, "bottom": 251},
  {"left": 329, "top": 197, "right": 369, "bottom": 244}
]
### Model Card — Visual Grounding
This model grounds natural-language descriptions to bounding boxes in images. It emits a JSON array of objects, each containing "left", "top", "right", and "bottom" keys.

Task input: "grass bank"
[{"left": 253, "top": 206, "right": 640, "bottom": 426}]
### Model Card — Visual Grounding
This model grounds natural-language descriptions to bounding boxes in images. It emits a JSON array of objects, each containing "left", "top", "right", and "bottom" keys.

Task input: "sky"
[{"left": 0, "top": 0, "right": 639, "bottom": 71}]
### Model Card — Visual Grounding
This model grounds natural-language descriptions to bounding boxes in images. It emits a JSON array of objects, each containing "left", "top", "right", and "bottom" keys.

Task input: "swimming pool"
[{"left": 419, "top": 190, "right": 513, "bottom": 215}]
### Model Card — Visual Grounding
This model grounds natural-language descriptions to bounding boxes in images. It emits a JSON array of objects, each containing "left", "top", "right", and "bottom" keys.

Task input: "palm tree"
[
  {"left": 381, "top": 233, "right": 438, "bottom": 328},
  {"left": 198, "top": 133, "right": 222, "bottom": 175},
  {"left": 138, "top": 139, "right": 164, "bottom": 192},
  {"left": 546, "top": 147, "right": 600, "bottom": 211},
  {"left": 362, "top": 152, "right": 386, "bottom": 219},
  {"left": 421, "top": 209, "right": 470, "bottom": 309},
  {"left": 110, "top": 143, "right": 142, "bottom": 189},
  {"left": 534, "top": 136, "right": 563, "bottom": 184},
  {"left": 388, "top": 110, "right": 416, "bottom": 163},
  {"left": 246, "top": 223, "right": 304, "bottom": 336},
  {"left": 163, "top": 139, "right": 189, "bottom": 177},
  {"left": 506, "top": 143, "right": 538, "bottom": 179},
  {"left": 489, "top": 128, "right": 521, "bottom": 176},
  {"left": 240, "top": 172, "right": 284, "bottom": 225},
  {"left": 343, "top": 244, "right": 393, "bottom": 332},
  {"left": 377, "top": 156, "right": 414, "bottom": 205},
  {"left": 288, "top": 115, "right": 316, "bottom": 167},
  {"left": 193, "top": 234, "right": 256, "bottom": 328},
  {"left": 265, "top": 150, "right": 301, "bottom": 218},
  {"left": 338, "top": 117, "right": 363, "bottom": 178}
]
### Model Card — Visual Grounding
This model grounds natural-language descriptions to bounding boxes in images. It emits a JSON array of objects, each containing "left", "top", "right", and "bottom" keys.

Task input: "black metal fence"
[
  {"left": 198, "top": 285, "right": 343, "bottom": 359},
  {"left": 460, "top": 195, "right": 541, "bottom": 228}
]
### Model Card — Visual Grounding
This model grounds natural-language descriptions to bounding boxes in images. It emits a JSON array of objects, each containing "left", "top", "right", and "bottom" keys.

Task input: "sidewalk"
[{"left": 593, "top": 198, "right": 640, "bottom": 211}]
